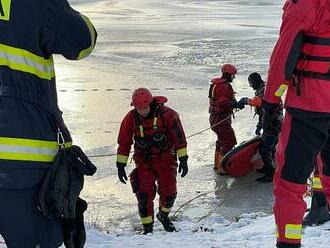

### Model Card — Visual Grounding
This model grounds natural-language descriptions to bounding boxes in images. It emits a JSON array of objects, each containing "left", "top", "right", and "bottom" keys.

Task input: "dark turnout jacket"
[{"left": 0, "top": 0, "right": 97, "bottom": 188}]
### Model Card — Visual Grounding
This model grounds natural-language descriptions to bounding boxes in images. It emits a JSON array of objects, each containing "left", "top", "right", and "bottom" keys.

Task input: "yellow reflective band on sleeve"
[
  {"left": 312, "top": 177, "right": 323, "bottom": 190},
  {"left": 161, "top": 207, "right": 170, "bottom": 213},
  {"left": 0, "top": 137, "right": 72, "bottom": 162},
  {"left": 276, "top": 224, "right": 279, "bottom": 238},
  {"left": 274, "top": 84, "right": 288, "bottom": 97},
  {"left": 153, "top": 117, "right": 158, "bottom": 129},
  {"left": 139, "top": 125, "right": 144, "bottom": 138},
  {"left": 141, "top": 216, "right": 153, "bottom": 224},
  {"left": 177, "top": 147, "right": 187, "bottom": 158},
  {"left": 0, "top": 44, "right": 55, "bottom": 80},
  {"left": 117, "top": 154, "right": 128, "bottom": 164},
  {"left": 77, "top": 14, "right": 96, "bottom": 60},
  {"left": 0, "top": 0, "right": 12, "bottom": 21},
  {"left": 211, "top": 84, "right": 216, "bottom": 99},
  {"left": 285, "top": 224, "right": 302, "bottom": 240}
]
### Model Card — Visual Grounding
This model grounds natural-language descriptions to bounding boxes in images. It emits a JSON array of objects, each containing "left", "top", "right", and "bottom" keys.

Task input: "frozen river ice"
[{"left": 55, "top": 0, "right": 283, "bottom": 233}]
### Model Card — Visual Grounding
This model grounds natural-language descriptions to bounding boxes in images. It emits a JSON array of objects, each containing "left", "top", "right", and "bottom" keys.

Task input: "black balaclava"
[{"left": 248, "top": 72, "right": 264, "bottom": 90}]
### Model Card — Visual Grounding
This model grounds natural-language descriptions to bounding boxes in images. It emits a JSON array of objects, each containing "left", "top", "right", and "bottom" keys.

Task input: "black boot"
[
  {"left": 156, "top": 211, "right": 176, "bottom": 232},
  {"left": 303, "top": 191, "right": 330, "bottom": 226},
  {"left": 256, "top": 164, "right": 274, "bottom": 183},
  {"left": 142, "top": 223, "right": 153, "bottom": 235},
  {"left": 256, "top": 167, "right": 266, "bottom": 174},
  {"left": 256, "top": 174, "right": 273, "bottom": 183},
  {"left": 257, "top": 151, "right": 274, "bottom": 183},
  {"left": 277, "top": 242, "right": 301, "bottom": 248}
]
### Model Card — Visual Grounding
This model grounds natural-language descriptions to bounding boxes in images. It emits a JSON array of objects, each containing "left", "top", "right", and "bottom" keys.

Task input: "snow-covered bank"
[
  {"left": 83, "top": 212, "right": 330, "bottom": 248},
  {"left": 2, "top": 211, "right": 330, "bottom": 247}
]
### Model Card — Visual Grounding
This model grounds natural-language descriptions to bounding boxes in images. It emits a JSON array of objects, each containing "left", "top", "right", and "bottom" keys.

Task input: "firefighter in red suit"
[
  {"left": 263, "top": 0, "right": 330, "bottom": 247},
  {"left": 116, "top": 88, "right": 188, "bottom": 234},
  {"left": 209, "top": 64, "right": 243, "bottom": 175}
]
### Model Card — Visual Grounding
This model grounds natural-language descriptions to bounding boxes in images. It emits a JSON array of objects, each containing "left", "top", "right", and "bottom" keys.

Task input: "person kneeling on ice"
[
  {"left": 116, "top": 88, "right": 188, "bottom": 234},
  {"left": 237, "top": 72, "right": 283, "bottom": 182},
  {"left": 209, "top": 64, "right": 244, "bottom": 175}
]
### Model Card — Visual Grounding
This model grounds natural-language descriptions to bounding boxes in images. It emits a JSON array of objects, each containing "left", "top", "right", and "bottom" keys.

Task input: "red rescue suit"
[
  {"left": 117, "top": 98, "right": 187, "bottom": 224},
  {"left": 209, "top": 77, "right": 237, "bottom": 155},
  {"left": 264, "top": 1, "right": 330, "bottom": 247}
]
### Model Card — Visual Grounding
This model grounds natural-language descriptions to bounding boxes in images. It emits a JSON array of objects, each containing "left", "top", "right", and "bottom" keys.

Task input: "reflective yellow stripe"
[
  {"left": 0, "top": 152, "right": 55, "bottom": 162},
  {"left": 0, "top": 137, "right": 72, "bottom": 162},
  {"left": 141, "top": 216, "right": 153, "bottom": 224},
  {"left": 153, "top": 117, "right": 158, "bottom": 129},
  {"left": 285, "top": 224, "right": 302, "bottom": 240},
  {"left": 312, "top": 177, "right": 323, "bottom": 190},
  {"left": 139, "top": 125, "right": 144, "bottom": 138},
  {"left": 177, "top": 147, "right": 187, "bottom": 158},
  {"left": 117, "top": 154, "right": 128, "bottom": 164},
  {"left": 0, "top": 44, "right": 55, "bottom": 80},
  {"left": 0, "top": 0, "right": 12, "bottom": 21},
  {"left": 274, "top": 84, "right": 288, "bottom": 97},
  {"left": 0, "top": 137, "right": 57, "bottom": 149},
  {"left": 161, "top": 207, "right": 170, "bottom": 213},
  {"left": 276, "top": 224, "right": 279, "bottom": 238},
  {"left": 77, "top": 14, "right": 96, "bottom": 60},
  {"left": 211, "top": 84, "right": 216, "bottom": 99}
]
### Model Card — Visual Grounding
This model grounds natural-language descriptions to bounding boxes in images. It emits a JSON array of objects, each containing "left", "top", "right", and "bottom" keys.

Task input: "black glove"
[
  {"left": 61, "top": 198, "right": 87, "bottom": 248},
  {"left": 236, "top": 97, "right": 249, "bottom": 109},
  {"left": 117, "top": 162, "right": 128, "bottom": 184},
  {"left": 262, "top": 100, "right": 281, "bottom": 134},
  {"left": 255, "top": 125, "right": 262, "bottom": 135},
  {"left": 178, "top": 156, "right": 188, "bottom": 178}
]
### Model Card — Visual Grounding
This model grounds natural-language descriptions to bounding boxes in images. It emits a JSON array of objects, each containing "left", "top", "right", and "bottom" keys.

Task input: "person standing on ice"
[
  {"left": 238, "top": 72, "right": 282, "bottom": 182},
  {"left": 0, "top": 0, "right": 97, "bottom": 247},
  {"left": 262, "top": 0, "right": 330, "bottom": 247},
  {"left": 116, "top": 88, "right": 188, "bottom": 234},
  {"left": 209, "top": 64, "right": 244, "bottom": 175}
]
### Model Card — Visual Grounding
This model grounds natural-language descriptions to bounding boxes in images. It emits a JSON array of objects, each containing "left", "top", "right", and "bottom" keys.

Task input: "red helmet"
[
  {"left": 221, "top": 64, "right": 237, "bottom": 74},
  {"left": 131, "top": 88, "right": 153, "bottom": 108}
]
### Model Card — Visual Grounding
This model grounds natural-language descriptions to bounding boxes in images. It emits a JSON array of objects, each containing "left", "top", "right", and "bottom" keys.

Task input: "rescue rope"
[
  {"left": 186, "top": 115, "right": 232, "bottom": 139},
  {"left": 172, "top": 190, "right": 214, "bottom": 218},
  {"left": 87, "top": 112, "right": 235, "bottom": 158},
  {"left": 172, "top": 183, "right": 225, "bottom": 219}
]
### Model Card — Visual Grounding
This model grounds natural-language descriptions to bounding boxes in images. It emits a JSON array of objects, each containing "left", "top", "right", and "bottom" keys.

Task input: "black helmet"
[{"left": 248, "top": 72, "right": 264, "bottom": 90}]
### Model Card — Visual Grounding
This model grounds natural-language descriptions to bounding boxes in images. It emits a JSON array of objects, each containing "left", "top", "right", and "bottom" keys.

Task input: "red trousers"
[
  {"left": 130, "top": 153, "right": 177, "bottom": 224},
  {"left": 274, "top": 108, "right": 330, "bottom": 247},
  {"left": 209, "top": 113, "right": 237, "bottom": 155}
]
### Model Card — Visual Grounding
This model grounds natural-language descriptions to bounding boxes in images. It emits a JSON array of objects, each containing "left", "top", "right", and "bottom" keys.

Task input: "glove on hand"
[
  {"left": 255, "top": 125, "right": 262, "bottom": 135},
  {"left": 117, "top": 162, "right": 128, "bottom": 184},
  {"left": 236, "top": 97, "right": 249, "bottom": 109},
  {"left": 178, "top": 156, "right": 188, "bottom": 178}
]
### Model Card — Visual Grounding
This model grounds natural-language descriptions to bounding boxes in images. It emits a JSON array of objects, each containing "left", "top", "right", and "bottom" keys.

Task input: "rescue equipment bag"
[{"left": 221, "top": 136, "right": 263, "bottom": 177}]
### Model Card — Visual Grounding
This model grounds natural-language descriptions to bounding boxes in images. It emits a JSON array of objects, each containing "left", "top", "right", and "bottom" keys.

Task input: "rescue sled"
[{"left": 220, "top": 135, "right": 263, "bottom": 177}]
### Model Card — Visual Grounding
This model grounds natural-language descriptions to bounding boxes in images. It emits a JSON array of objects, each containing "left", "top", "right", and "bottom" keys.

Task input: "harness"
[
  {"left": 134, "top": 105, "right": 170, "bottom": 160},
  {"left": 208, "top": 80, "right": 224, "bottom": 114},
  {"left": 293, "top": 35, "right": 330, "bottom": 95}
]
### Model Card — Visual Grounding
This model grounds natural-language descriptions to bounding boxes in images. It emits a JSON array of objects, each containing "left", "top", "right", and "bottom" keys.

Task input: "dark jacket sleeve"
[{"left": 42, "top": 0, "right": 97, "bottom": 60}]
